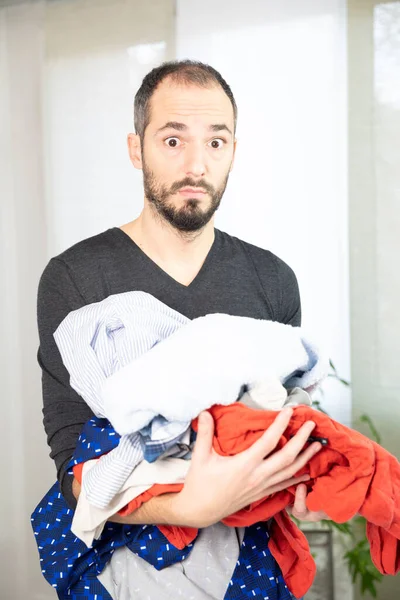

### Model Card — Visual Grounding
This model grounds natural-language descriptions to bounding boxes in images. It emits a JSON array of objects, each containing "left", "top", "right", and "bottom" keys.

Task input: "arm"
[
  {"left": 73, "top": 408, "right": 323, "bottom": 528},
  {"left": 37, "top": 258, "right": 93, "bottom": 508},
  {"left": 71, "top": 477, "right": 191, "bottom": 526},
  {"left": 277, "top": 258, "right": 301, "bottom": 327}
]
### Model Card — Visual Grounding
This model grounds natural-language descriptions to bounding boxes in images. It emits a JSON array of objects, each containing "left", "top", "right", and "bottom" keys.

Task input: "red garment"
[{"left": 74, "top": 404, "right": 400, "bottom": 599}]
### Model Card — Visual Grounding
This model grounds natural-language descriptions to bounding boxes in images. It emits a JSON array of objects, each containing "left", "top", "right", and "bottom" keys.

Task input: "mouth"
[{"left": 178, "top": 187, "right": 207, "bottom": 197}]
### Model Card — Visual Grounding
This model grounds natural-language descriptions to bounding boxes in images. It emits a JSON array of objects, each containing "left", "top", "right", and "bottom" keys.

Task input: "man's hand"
[
  {"left": 286, "top": 483, "right": 329, "bottom": 522},
  {"left": 171, "top": 407, "right": 322, "bottom": 528}
]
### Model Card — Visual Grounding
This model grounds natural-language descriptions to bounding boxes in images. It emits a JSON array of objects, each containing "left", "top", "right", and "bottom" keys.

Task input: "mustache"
[{"left": 169, "top": 178, "right": 215, "bottom": 195}]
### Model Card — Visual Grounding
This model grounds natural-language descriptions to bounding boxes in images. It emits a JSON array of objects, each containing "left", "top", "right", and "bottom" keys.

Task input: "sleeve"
[
  {"left": 277, "top": 259, "right": 302, "bottom": 327},
  {"left": 37, "top": 258, "right": 94, "bottom": 508}
]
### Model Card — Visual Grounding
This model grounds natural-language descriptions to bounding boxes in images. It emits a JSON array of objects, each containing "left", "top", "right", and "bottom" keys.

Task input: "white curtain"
[
  {"left": 0, "top": 1, "right": 174, "bottom": 598},
  {"left": 0, "top": 3, "right": 53, "bottom": 599}
]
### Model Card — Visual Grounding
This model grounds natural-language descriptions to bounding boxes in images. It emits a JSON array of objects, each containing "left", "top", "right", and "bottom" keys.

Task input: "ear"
[
  {"left": 127, "top": 133, "right": 143, "bottom": 170},
  {"left": 230, "top": 138, "right": 237, "bottom": 172}
]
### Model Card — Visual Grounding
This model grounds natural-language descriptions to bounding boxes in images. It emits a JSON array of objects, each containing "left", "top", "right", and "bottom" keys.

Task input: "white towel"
[{"left": 102, "top": 312, "right": 327, "bottom": 435}]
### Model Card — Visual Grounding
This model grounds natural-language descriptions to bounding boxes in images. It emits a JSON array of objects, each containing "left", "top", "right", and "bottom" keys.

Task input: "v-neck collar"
[{"left": 111, "top": 227, "right": 220, "bottom": 290}]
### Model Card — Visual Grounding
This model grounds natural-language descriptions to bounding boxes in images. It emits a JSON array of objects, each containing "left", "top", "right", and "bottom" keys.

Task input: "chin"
[{"left": 184, "top": 197, "right": 209, "bottom": 209}]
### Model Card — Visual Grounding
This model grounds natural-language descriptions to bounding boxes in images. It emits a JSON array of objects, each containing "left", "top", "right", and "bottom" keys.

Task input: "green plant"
[
  {"left": 320, "top": 516, "right": 383, "bottom": 597},
  {"left": 309, "top": 361, "right": 383, "bottom": 597}
]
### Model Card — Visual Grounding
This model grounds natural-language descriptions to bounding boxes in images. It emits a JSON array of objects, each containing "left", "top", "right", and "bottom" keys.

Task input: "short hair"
[{"left": 134, "top": 60, "right": 237, "bottom": 140}]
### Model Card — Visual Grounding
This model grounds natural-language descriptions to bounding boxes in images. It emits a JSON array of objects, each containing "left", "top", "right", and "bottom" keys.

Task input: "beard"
[{"left": 142, "top": 160, "right": 230, "bottom": 233}]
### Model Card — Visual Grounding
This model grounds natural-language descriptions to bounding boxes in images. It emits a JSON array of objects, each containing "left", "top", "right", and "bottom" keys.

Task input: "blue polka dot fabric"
[
  {"left": 72, "top": 417, "right": 121, "bottom": 466},
  {"left": 225, "top": 524, "right": 294, "bottom": 600},
  {"left": 31, "top": 418, "right": 299, "bottom": 599}
]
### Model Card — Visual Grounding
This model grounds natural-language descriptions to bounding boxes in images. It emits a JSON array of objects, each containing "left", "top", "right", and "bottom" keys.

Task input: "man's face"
[{"left": 138, "top": 80, "right": 236, "bottom": 232}]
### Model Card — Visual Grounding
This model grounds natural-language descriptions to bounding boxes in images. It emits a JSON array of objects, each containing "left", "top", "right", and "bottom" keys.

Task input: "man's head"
[{"left": 127, "top": 60, "right": 237, "bottom": 233}]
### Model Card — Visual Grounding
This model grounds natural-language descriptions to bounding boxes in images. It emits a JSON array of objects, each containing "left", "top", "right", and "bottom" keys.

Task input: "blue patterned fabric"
[
  {"left": 31, "top": 419, "right": 300, "bottom": 599},
  {"left": 31, "top": 481, "right": 195, "bottom": 599},
  {"left": 72, "top": 418, "right": 121, "bottom": 466},
  {"left": 225, "top": 524, "right": 293, "bottom": 600}
]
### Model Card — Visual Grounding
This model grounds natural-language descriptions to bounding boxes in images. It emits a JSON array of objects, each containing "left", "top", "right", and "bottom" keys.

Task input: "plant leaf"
[{"left": 359, "top": 414, "right": 382, "bottom": 444}]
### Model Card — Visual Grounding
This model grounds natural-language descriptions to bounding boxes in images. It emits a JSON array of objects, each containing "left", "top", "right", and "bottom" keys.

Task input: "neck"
[{"left": 121, "top": 202, "right": 215, "bottom": 268}]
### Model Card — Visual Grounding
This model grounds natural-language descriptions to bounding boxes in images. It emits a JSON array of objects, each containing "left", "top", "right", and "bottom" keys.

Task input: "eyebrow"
[{"left": 156, "top": 121, "right": 233, "bottom": 136}]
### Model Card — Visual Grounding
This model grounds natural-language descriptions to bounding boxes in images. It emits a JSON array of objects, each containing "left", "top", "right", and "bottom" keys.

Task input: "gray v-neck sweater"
[{"left": 37, "top": 227, "right": 301, "bottom": 508}]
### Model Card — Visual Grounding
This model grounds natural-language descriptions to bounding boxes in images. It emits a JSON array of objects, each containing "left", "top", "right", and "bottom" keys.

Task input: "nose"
[{"left": 183, "top": 142, "right": 206, "bottom": 178}]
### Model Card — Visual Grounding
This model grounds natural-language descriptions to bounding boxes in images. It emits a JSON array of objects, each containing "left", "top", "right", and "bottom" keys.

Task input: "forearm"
[
  {"left": 72, "top": 477, "right": 198, "bottom": 527},
  {"left": 109, "top": 493, "right": 188, "bottom": 526}
]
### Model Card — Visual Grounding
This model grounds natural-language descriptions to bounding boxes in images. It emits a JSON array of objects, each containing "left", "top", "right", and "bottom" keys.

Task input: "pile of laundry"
[{"left": 31, "top": 291, "right": 400, "bottom": 600}]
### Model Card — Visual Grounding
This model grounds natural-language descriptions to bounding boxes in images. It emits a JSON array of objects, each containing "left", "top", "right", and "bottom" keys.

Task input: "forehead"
[{"left": 148, "top": 80, "right": 234, "bottom": 130}]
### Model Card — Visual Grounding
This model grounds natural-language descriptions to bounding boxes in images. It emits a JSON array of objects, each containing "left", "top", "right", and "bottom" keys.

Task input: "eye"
[
  {"left": 165, "top": 137, "right": 181, "bottom": 148},
  {"left": 208, "top": 138, "right": 225, "bottom": 149}
]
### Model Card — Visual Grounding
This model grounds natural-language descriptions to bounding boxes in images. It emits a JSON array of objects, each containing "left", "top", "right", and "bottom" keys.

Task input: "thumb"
[{"left": 192, "top": 411, "right": 214, "bottom": 464}]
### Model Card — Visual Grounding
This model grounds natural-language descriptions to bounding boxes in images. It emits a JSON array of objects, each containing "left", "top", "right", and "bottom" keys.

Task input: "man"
[{"left": 37, "top": 60, "right": 326, "bottom": 598}]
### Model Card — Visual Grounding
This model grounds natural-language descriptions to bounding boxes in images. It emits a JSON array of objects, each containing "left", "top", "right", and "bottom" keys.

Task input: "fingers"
[
  {"left": 191, "top": 411, "right": 214, "bottom": 464},
  {"left": 261, "top": 419, "right": 319, "bottom": 476},
  {"left": 264, "top": 439, "right": 321, "bottom": 488},
  {"left": 289, "top": 484, "right": 329, "bottom": 521},
  {"left": 255, "top": 474, "right": 310, "bottom": 501},
  {"left": 242, "top": 407, "right": 294, "bottom": 463},
  {"left": 292, "top": 483, "right": 308, "bottom": 519}
]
